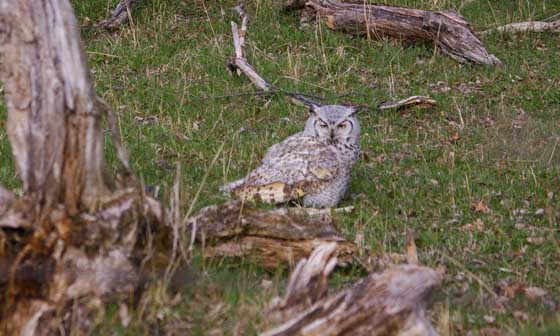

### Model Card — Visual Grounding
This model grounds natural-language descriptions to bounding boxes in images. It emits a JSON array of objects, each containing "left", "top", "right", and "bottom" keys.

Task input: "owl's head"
[{"left": 303, "top": 104, "right": 360, "bottom": 145}]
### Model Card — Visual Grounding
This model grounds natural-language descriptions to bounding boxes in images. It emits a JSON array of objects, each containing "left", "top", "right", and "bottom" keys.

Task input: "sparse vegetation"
[{"left": 1, "top": 0, "right": 559, "bottom": 334}]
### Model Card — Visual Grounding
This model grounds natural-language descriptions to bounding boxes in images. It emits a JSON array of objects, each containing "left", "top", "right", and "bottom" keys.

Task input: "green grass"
[{"left": 2, "top": 0, "right": 560, "bottom": 334}]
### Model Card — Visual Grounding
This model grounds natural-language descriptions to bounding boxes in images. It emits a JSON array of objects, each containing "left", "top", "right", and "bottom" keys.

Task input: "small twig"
[
  {"left": 481, "top": 20, "right": 560, "bottom": 35},
  {"left": 543, "top": 13, "right": 560, "bottom": 22},
  {"left": 93, "top": 0, "right": 140, "bottom": 30},
  {"left": 379, "top": 95, "right": 437, "bottom": 111},
  {"left": 186, "top": 90, "right": 325, "bottom": 103}
]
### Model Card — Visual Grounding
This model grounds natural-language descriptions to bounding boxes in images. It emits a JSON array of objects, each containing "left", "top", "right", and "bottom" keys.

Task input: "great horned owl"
[{"left": 221, "top": 104, "right": 360, "bottom": 208}]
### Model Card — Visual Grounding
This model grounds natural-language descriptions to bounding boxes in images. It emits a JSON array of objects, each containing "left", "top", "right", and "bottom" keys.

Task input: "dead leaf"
[
  {"left": 471, "top": 200, "right": 491, "bottom": 214},
  {"left": 449, "top": 132, "right": 461, "bottom": 143},
  {"left": 461, "top": 218, "right": 485, "bottom": 232},
  {"left": 526, "top": 237, "right": 545, "bottom": 245},
  {"left": 512, "top": 310, "right": 529, "bottom": 322},
  {"left": 429, "top": 81, "right": 451, "bottom": 93},
  {"left": 523, "top": 286, "right": 547, "bottom": 300}
]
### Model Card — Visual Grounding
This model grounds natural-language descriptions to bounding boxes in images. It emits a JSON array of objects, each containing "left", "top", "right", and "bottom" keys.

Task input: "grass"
[{"left": 2, "top": 0, "right": 560, "bottom": 334}]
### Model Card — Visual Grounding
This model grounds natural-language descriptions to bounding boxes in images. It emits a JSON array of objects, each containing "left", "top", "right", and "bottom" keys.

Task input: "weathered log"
[
  {"left": 186, "top": 201, "right": 356, "bottom": 268},
  {"left": 0, "top": 0, "right": 166, "bottom": 334},
  {"left": 95, "top": 0, "right": 140, "bottom": 30},
  {"left": 304, "top": 0, "right": 501, "bottom": 65},
  {"left": 262, "top": 243, "right": 442, "bottom": 336},
  {"left": 228, "top": 3, "right": 437, "bottom": 114}
]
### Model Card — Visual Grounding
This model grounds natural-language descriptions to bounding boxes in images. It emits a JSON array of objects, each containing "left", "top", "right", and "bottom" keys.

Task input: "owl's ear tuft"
[
  {"left": 347, "top": 105, "right": 359, "bottom": 117},
  {"left": 308, "top": 103, "right": 321, "bottom": 116}
]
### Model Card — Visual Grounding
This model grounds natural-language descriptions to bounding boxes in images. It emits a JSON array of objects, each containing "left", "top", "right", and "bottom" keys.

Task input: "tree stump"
[{"left": 0, "top": 0, "right": 165, "bottom": 334}]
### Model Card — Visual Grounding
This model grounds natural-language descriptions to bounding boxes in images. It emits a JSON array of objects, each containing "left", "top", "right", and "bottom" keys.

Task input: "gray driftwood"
[
  {"left": 304, "top": 0, "right": 501, "bottom": 65},
  {"left": 262, "top": 243, "right": 442, "bottom": 336},
  {"left": 0, "top": 0, "right": 164, "bottom": 334},
  {"left": 186, "top": 201, "right": 356, "bottom": 268}
]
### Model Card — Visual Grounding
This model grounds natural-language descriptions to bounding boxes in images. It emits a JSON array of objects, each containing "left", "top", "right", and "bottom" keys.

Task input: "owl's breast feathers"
[{"left": 230, "top": 134, "right": 358, "bottom": 204}]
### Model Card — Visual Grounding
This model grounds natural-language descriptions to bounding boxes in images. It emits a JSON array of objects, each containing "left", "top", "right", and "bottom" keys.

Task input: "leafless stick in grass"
[
  {"left": 95, "top": 0, "right": 140, "bottom": 30},
  {"left": 228, "top": 3, "right": 437, "bottom": 112},
  {"left": 481, "top": 19, "right": 560, "bottom": 35}
]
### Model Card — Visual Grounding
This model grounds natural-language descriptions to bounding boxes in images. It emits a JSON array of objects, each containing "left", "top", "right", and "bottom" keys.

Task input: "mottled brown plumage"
[{"left": 221, "top": 105, "right": 360, "bottom": 208}]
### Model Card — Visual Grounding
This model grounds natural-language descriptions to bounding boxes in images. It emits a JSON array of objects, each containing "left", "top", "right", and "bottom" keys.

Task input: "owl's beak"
[{"left": 330, "top": 130, "right": 335, "bottom": 140}]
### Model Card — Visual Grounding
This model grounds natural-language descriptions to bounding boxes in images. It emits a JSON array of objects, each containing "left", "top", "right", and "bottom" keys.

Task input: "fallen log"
[
  {"left": 262, "top": 243, "right": 442, "bottom": 336},
  {"left": 304, "top": 0, "right": 501, "bottom": 65},
  {"left": 186, "top": 201, "right": 356, "bottom": 268},
  {"left": 228, "top": 3, "right": 437, "bottom": 113}
]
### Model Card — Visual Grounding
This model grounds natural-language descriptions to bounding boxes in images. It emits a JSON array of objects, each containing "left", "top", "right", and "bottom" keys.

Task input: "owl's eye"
[
  {"left": 319, "top": 122, "right": 328, "bottom": 128},
  {"left": 338, "top": 122, "right": 347, "bottom": 129}
]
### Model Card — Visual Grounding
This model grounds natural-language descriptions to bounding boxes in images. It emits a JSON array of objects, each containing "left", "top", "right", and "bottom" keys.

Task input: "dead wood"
[
  {"left": 379, "top": 95, "right": 437, "bottom": 111},
  {"left": 481, "top": 20, "right": 560, "bottom": 35},
  {"left": 227, "top": 3, "right": 321, "bottom": 107},
  {"left": 229, "top": 3, "right": 439, "bottom": 113},
  {"left": 304, "top": 0, "right": 501, "bottom": 65},
  {"left": 95, "top": 0, "right": 140, "bottom": 30},
  {"left": 0, "top": 0, "right": 167, "bottom": 334},
  {"left": 263, "top": 243, "right": 442, "bottom": 336},
  {"left": 186, "top": 201, "right": 356, "bottom": 268}
]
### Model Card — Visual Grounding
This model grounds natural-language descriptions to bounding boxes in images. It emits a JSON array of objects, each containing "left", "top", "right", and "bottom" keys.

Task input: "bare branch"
[
  {"left": 227, "top": 3, "right": 320, "bottom": 107},
  {"left": 379, "top": 95, "right": 437, "bottom": 111},
  {"left": 481, "top": 20, "right": 560, "bottom": 35},
  {"left": 95, "top": 0, "right": 140, "bottom": 30}
]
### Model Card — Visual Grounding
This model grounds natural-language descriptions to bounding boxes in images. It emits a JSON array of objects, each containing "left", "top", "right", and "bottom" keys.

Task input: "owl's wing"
[
  {"left": 262, "top": 131, "right": 303, "bottom": 165},
  {"left": 231, "top": 136, "right": 339, "bottom": 204}
]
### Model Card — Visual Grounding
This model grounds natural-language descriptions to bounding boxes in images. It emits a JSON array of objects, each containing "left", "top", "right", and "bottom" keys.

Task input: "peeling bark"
[
  {"left": 0, "top": 0, "right": 108, "bottom": 215},
  {"left": 304, "top": 0, "right": 501, "bottom": 65},
  {"left": 0, "top": 0, "right": 166, "bottom": 334},
  {"left": 186, "top": 201, "right": 356, "bottom": 268}
]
